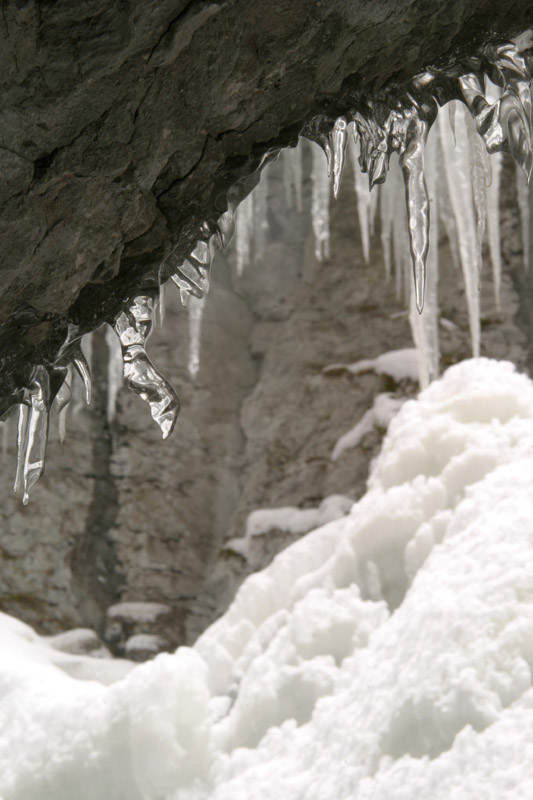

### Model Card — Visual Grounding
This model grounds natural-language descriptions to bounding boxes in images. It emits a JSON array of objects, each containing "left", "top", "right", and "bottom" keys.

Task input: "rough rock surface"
[
  {"left": 1, "top": 0, "right": 533, "bottom": 413},
  {"left": 0, "top": 150, "right": 528, "bottom": 653}
]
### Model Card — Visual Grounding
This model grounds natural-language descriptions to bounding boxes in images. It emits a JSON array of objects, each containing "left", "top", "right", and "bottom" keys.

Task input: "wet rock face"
[{"left": 1, "top": 0, "right": 533, "bottom": 411}]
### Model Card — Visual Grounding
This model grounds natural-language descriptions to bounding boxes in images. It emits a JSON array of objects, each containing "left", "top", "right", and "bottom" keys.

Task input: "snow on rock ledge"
[{"left": 3, "top": 358, "right": 533, "bottom": 799}]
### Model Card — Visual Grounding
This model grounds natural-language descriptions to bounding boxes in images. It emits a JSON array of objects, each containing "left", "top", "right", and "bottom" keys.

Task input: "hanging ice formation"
[{"left": 8, "top": 35, "right": 533, "bottom": 502}]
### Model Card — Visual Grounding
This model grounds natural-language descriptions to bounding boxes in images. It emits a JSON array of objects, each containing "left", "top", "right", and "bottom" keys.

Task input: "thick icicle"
[
  {"left": 105, "top": 325, "right": 124, "bottom": 424},
  {"left": 331, "top": 117, "right": 348, "bottom": 198},
  {"left": 408, "top": 126, "right": 440, "bottom": 387},
  {"left": 399, "top": 111, "right": 431, "bottom": 313},
  {"left": 380, "top": 176, "right": 394, "bottom": 279},
  {"left": 112, "top": 294, "right": 180, "bottom": 439},
  {"left": 14, "top": 366, "right": 51, "bottom": 504},
  {"left": 348, "top": 131, "right": 372, "bottom": 264},
  {"left": 516, "top": 161, "right": 530, "bottom": 272},
  {"left": 188, "top": 296, "right": 205, "bottom": 379},
  {"left": 486, "top": 151, "right": 503, "bottom": 308},
  {"left": 310, "top": 140, "right": 331, "bottom": 261},
  {"left": 283, "top": 145, "right": 303, "bottom": 212},
  {"left": 253, "top": 172, "right": 269, "bottom": 264},
  {"left": 465, "top": 111, "right": 490, "bottom": 280},
  {"left": 235, "top": 192, "right": 254, "bottom": 275},
  {"left": 52, "top": 371, "right": 72, "bottom": 444},
  {"left": 438, "top": 103, "right": 480, "bottom": 356}
]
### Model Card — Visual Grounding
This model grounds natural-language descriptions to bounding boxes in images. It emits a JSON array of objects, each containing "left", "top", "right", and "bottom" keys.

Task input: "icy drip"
[
  {"left": 388, "top": 158, "right": 411, "bottom": 302},
  {"left": 379, "top": 177, "right": 394, "bottom": 279},
  {"left": 283, "top": 145, "right": 303, "bottom": 212},
  {"left": 188, "top": 296, "right": 205, "bottom": 379},
  {"left": 253, "top": 173, "right": 269, "bottom": 264},
  {"left": 235, "top": 192, "right": 254, "bottom": 275},
  {"left": 310, "top": 140, "right": 331, "bottom": 261},
  {"left": 331, "top": 117, "right": 348, "bottom": 198},
  {"left": 486, "top": 152, "right": 503, "bottom": 308},
  {"left": 14, "top": 366, "right": 50, "bottom": 505},
  {"left": 348, "top": 130, "right": 372, "bottom": 263},
  {"left": 516, "top": 162, "right": 530, "bottom": 272},
  {"left": 465, "top": 111, "right": 489, "bottom": 280},
  {"left": 105, "top": 325, "right": 124, "bottom": 423},
  {"left": 438, "top": 103, "right": 481, "bottom": 357},
  {"left": 409, "top": 127, "right": 440, "bottom": 388}
]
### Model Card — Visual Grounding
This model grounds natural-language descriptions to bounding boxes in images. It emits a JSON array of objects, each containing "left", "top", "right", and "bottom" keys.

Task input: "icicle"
[
  {"left": 438, "top": 103, "right": 480, "bottom": 357},
  {"left": 409, "top": 126, "right": 440, "bottom": 388},
  {"left": 348, "top": 131, "right": 372, "bottom": 264},
  {"left": 72, "top": 334, "right": 93, "bottom": 416},
  {"left": 399, "top": 112, "right": 431, "bottom": 313},
  {"left": 52, "top": 368, "right": 72, "bottom": 444},
  {"left": 112, "top": 294, "right": 180, "bottom": 439},
  {"left": 14, "top": 404, "right": 28, "bottom": 496},
  {"left": 156, "top": 281, "right": 167, "bottom": 327},
  {"left": 486, "top": 151, "right": 502, "bottom": 308},
  {"left": 14, "top": 366, "right": 51, "bottom": 504},
  {"left": 235, "top": 192, "right": 254, "bottom": 275},
  {"left": 188, "top": 295, "right": 205, "bottom": 379},
  {"left": 310, "top": 140, "right": 331, "bottom": 261},
  {"left": 105, "top": 325, "right": 124, "bottom": 424},
  {"left": 389, "top": 158, "right": 411, "bottom": 300},
  {"left": 516, "top": 161, "right": 530, "bottom": 272},
  {"left": 283, "top": 145, "right": 303, "bottom": 212},
  {"left": 1, "top": 416, "right": 9, "bottom": 463},
  {"left": 466, "top": 111, "right": 490, "bottom": 281},
  {"left": 331, "top": 117, "right": 347, "bottom": 198},
  {"left": 448, "top": 101, "right": 456, "bottom": 145},
  {"left": 253, "top": 173, "right": 269, "bottom": 264},
  {"left": 380, "top": 177, "right": 394, "bottom": 279}
]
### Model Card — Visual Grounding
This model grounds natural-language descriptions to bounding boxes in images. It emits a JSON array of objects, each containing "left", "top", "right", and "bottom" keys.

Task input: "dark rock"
[{"left": 1, "top": 0, "right": 533, "bottom": 410}]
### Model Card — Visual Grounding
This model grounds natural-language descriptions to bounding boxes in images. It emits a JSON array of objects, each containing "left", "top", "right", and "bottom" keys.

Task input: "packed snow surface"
[{"left": 3, "top": 358, "right": 533, "bottom": 799}]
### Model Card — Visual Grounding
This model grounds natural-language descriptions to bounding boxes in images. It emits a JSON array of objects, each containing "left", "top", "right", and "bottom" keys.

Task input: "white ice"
[
  {"left": 188, "top": 295, "right": 205, "bottom": 379},
  {"left": 324, "top": 347, "right": 420, "bottom": 383},
  {"left": 331, "top": 393, "right": 404, "bottom": 460},
  {"left": 310, "top": 140, "right": 331, "bottom": 261},
  {"left": 226, "top": 495, "right": 354, "bottom": 562},
  {"left": 3, "top": 358, "right": 533, "bottom": 799},
  {"left": 105, "top": 325, "right": 124, "bottom": 423}
]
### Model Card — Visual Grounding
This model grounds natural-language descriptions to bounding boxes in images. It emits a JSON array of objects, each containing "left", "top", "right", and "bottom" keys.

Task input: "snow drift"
[{"left": 2, "top": 358, "right": 533, "bottom": 799}]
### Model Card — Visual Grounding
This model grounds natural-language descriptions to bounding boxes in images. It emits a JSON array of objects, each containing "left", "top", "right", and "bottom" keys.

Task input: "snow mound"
[{"left": 3, "top": 358, "right": 533, "bottom": 800}]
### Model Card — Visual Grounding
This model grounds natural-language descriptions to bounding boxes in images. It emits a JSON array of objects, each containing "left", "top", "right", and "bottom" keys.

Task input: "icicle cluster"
[{"left": 8, "top": 35, "right": 533, "bottom": 502}]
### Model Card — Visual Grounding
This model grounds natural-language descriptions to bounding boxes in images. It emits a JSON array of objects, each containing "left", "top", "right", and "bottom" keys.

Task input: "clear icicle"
[
  {"left": 399, "top": 113, "right": 430, "bottom": 313},
  {"left": 235, "top": 192, "right": 255, "bottom": 275},
  {"left": 486, "top": 151, "right": 503, "bottom": 308},
  {"left": 105, "top": 324, "right": 124, "bottom": 424},
  {"left": 331, "top": 117, "right": 347, "bottom": 199},
  {"left": 113, "top": 294, "right": 180, "bottom": 439},
  {"left": 310, "top": 140, "right": 331, "bottom": 261},
  {"left": 253, "top": 173, "right": 269, "bottom": 264},
  {"left": 14, "top": 366, "right": 51, "bottom": 505},
  {"left": 448, "top": 101, "right": 457, "bottom": 145},
  {"left": 283, "top": 146, "right": 303, "bottom": 212},
  {"left": 156, "top": 281, "right": 167, "bottom": 327},
  {"left": 348, "top": 131, "right": 372, "bottom": 264},
  {"left": 438, "top": 103, "right": 480, "bottom": 357},
  {"left": 1, "top": 415, "right": 9, "bottom": 462},
  {"left": 14, "top": 404, "right": 29, "bottom": 495},
  {"left": 389, "top": 157, "right": 411, "bottom": 301},
  {"left": 516, "top": 160, "right": 530, "bottom": 272},
  {"left": 437, "top": 149, "right": 461, "bottom": 272},
  {"left": 466, "top": 111, "right": 489, "bottom": 280},
  {"left": 72, "top": 334, "right": 93, "bottom": 416},
  {"left": 53, "top": 367, "right": 73, "bottom": 444},
  {"left": 188, "top": 295, "right": 205, "bottom": 379},
  {"left": 380, "top": 176, "right": 394, "bottom": 279},
  {"left": 408, "top": 126, "right": 440, "bottom": 388}
]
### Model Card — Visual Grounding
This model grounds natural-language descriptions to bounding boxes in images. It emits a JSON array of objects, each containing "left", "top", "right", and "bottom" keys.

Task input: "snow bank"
[{"left": 3, "top": 358, "right": 533, "bottom": 800}]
